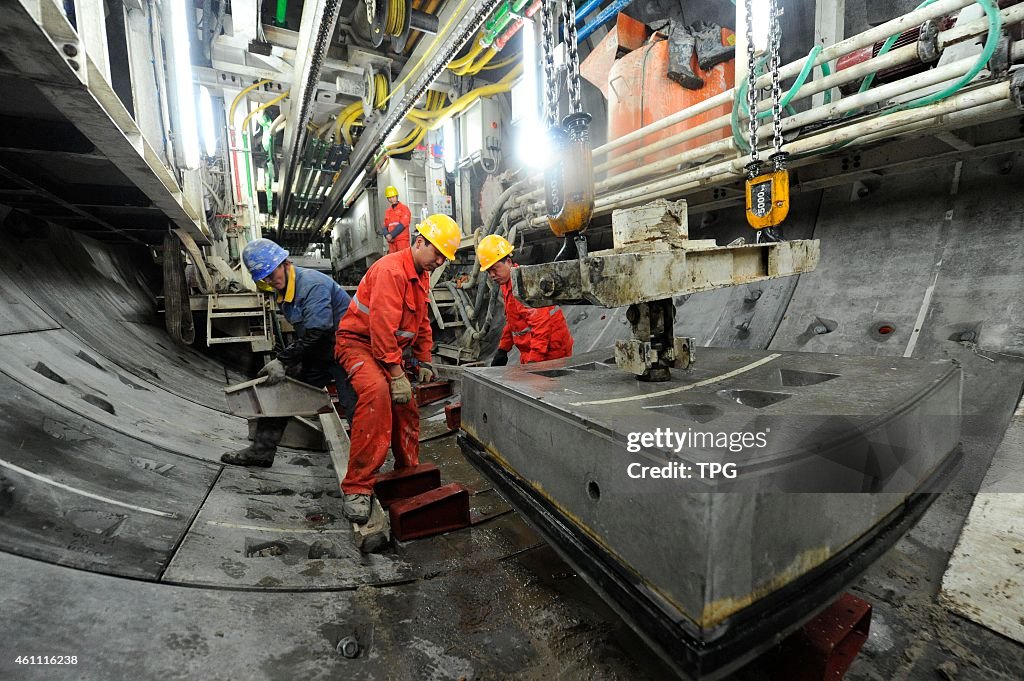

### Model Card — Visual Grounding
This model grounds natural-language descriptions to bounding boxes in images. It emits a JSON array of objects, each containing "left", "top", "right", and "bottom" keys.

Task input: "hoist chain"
[
  {"left": 768, "top": 0, "right": 785, "bottom": 158},
  {"left": 744, "top": 0, "right": 759, "bottom": 167},
  {"left": 539, "top": 0, "right": 559, "bottom": 128},
  {"left": 563, "top": 1, "right": 583, "bottom": 115}
]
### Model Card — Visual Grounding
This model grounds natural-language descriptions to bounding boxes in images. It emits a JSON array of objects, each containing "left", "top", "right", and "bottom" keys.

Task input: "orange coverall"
[
  {"left": 499, "top": 268, "right": 574, "bottom": 363},
  {"left": 383, "top": 202, "right": 412, "bottom": 254},
  {"left": 335, "top": 248, "right": 432, "bottom": 495}
]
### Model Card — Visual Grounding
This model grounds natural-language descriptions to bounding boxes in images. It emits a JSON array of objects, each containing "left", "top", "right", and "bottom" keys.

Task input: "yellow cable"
[
  {"left": 386, "top": 0, "right": 405, "bottom": 35},
  {"left": 240, "top": 90, "right": 289, "bottom": 135},
  {"left": 406, "top": 65, "right": 520, "bottom": 125},
  {"left": 478, "top": 53, "right": 520, "bottom": 71},
  {"left": 453, "top": 46, "right": 497, "bottom": 76},
  {"left": 448, "top": 32, "right": 485, "bottom": 70},
  {"left": 331, "top": 101, "right": 363, "bottom": 142},
  {"left": 229, "top": 79, "right": 272, "bottom": 128}
]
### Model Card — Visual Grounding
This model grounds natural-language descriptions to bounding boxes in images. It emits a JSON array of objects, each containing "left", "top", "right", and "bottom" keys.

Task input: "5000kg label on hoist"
[{"left": 749, "top": 179, "right": 773, "bottom": 218}]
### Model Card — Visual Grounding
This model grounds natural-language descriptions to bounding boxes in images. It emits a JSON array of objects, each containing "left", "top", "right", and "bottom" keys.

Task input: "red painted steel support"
[
  {"left": 388, "top": 483, "right": 471, "bottom": 541},
  {"left": 415, "top": 380, "right": 453, "bottom": 406},
  {"left": 445, "top": 402, "right": 462, "bottom": 431},
  {"left": 773, "top": 592, "right": 872, "bottom": 681},
  {"left": 373, "top": 463, "right": 442, "bottom": 507}
]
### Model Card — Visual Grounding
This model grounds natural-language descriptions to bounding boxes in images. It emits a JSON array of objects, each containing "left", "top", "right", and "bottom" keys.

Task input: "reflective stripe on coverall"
[
  {"left": 383, "top": 202, "right": 412, "bottom": 254},
  {"left": 335, "top": 248, "right": 432, "bottom": 495},
  {"left": 499, "top": 270, "right": 574, "bottom": 364}
]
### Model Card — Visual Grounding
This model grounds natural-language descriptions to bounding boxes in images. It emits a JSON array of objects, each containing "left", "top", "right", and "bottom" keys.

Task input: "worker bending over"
[
  {"left": 335, "top": 215, "right": 461, "bottom": 523},
  {"left": 381, "top": 185, "right": 411, "bottom": 254},
  {"left": 222, "top": 238, "right": 355, "bottom": 467},
  {"left": 477, "top": 234, "right": 574, "bottom": 366}
]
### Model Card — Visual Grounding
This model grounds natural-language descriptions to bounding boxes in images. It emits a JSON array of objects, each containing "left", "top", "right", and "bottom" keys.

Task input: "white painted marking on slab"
[
  {"left": 571, "top": 354, "right": 782, "bottom": 406},
  {"left": 205, "top": 521, "right": 350, "bottom": 533},
  {"left": 904, "top": 270, "right": 939, "bottom": 358},
  {"left": 0, "top": 457, "right": 176, "bottom": 518}
]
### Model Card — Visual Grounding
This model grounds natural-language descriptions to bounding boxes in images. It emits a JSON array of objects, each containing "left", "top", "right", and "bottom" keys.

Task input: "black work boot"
[
  {"left": 667, "top": 20, "right": 703, "bottom": 90},
  {"left": 692, "top": 21, "right": 735, "bottom": 71},
  {"left": 220, "top": 417, "right": 288, "bottom": 467}
]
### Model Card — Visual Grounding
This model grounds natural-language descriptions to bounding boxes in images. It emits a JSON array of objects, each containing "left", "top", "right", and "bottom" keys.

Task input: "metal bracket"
[
  {"left": 916, "top": 19, "right": 940, "bottom": 63},
  {"left": 1010, "top": 68, "right": 1024, "bottom": 111}
]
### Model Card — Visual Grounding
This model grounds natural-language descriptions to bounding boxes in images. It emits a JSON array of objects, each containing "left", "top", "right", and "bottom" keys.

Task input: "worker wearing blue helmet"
[{"left": 222, "top": 238, "right": 356, "bottom": 467}]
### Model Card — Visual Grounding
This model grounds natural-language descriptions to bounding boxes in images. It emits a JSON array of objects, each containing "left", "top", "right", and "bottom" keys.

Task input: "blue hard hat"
[{"left": 242, "top": 238, "right": 288, "bottom": 281}]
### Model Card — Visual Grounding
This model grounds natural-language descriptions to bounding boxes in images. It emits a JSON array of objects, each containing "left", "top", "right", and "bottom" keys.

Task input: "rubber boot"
[
  {"left": 692, "top": 21, "right": 735, "bottom": 71},
  {"left": 667, "top": 20, "right": 703, "bottom": 90},
  {"left": 220, "top": 416, "right": 288, "bottom": 467},
  {"left": 343, "top": 494, "right": 372, "bottom": 524}
]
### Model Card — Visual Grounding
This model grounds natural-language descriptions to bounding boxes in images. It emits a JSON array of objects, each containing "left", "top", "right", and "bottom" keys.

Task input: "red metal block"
[
  {"left": 389, "top": 483, "right": 471, "bottom": 541},
  {"left": 373, "top": 463, "right": 442, "bottom": 507},
  {"left": 773, "top": 592, "right": 872, "bottom": 681},
  {"left": 415, "top": 380, "right": 453, "bottom": 407},
  {"left": 444, "top": 402, "right": 462, "bottom": 431}
]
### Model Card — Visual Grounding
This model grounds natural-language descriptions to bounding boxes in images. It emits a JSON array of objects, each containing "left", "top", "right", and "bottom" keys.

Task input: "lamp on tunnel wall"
[
  {"left": 514, "top": 17, "right": 549, "bottom": 169},
  {"left": 169, "top": 0, "right": 201, "bottom": 169},
  {"left": 442, "top": 117, "right": 457, "bottom": 174},
  {"left": 745, "top": 0, "right": 771, "bottom": 52},
  {"left": 199, "top": 86, "right": 218, "bottom": 158}
]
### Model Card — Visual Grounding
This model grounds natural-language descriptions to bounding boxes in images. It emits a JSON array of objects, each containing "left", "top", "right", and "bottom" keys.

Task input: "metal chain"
[
  {"left": 744, "top": 0, "right": 759, "bottom": 165},
  {"left": 563, "top": 0, "right": 583, "bottom": 115},
  {"left": 539, "top": 0, "right": 559, "bottom": 128},
  {"left": 769, "top": 0, "right": 785, "bottom": 156}
]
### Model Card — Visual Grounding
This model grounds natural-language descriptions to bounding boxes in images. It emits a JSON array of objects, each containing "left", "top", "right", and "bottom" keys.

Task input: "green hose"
[{"left": 734, "top": 0, "right": 1001, "bottom": 158}]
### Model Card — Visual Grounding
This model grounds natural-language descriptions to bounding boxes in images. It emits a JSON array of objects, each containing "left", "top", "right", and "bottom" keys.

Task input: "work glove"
[
  {"left": 417, "top": 362, "right": 436, "bottom": 383},
  {"left": 390, "top": 373, "right": 413, "bottom": 404},
  {"left": 491, "top": 349, "right": 509, "bottom": 367},
  {"left": 258, "top": 358, "right": 287, "bottom": 385}
]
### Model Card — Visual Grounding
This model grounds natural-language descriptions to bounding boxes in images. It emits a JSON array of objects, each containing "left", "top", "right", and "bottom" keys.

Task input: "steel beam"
[
  {"left": 313, "top": 0, "right": 504, "bottom": 238},
  {"left": 3, "top": 0, "right": 209, "bottom": 244}
]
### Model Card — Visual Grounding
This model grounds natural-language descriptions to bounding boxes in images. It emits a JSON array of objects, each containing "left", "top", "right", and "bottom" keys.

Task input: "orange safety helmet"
[
  {"left": 476, "top": 234, "right": 514, "bottom": 271},
  {"left": 417, "top": 214, "right": 461, "bottom": 260}
]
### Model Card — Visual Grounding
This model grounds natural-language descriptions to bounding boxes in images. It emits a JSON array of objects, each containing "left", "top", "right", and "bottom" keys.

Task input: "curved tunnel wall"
[{"left": 0, "top": 155, "right": 1022, "bottom": 678}]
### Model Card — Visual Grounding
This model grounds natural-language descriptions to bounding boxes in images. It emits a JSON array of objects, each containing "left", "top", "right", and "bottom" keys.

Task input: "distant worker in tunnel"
[
  {"left": 381, "top": 185, "right": 411, "bottom": 254},
  {"left": 335, "top": 215, "right": 461, "bottom": 523},
  {"left": 221, "top": 238, "right": 356, "bottom": 468},
  {"left": 477, "top": 234, "right": 574, "bottom": 366}
]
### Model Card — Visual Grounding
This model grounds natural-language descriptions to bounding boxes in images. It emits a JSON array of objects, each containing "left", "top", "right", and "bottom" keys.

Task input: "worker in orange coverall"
[
  {"left": 335, "top": 214, "right": 461, "bottom": 523},
  {"left": 476, "top": 234, "right": 574, "bottom": 366},
  {"left": 381, "top": 185, "right": 412, "bottom": 254}
]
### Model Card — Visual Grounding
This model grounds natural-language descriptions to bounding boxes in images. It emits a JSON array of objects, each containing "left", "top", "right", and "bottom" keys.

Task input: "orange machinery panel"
[{"left": 604, "top": 28, "right": 735, "bottom": 171}]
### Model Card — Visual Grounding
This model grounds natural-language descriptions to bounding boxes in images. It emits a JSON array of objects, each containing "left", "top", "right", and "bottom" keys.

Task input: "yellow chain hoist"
[{"left": 743, "top": 0, "right": 790, "bottom": 238}]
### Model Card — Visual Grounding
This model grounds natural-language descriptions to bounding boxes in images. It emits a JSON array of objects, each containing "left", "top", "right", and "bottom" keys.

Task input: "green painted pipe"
[{"left": 275, "top": 0, "right": 287, "bottom": 28}]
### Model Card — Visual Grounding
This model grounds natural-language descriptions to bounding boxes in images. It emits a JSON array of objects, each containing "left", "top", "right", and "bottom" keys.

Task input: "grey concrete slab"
[
  {"left": 0, "top": 547, "right": 670, "bottom": 681},
  {"left": 0, "top": 328, "right": 315, "bottom": 474},
  {"left": 0, "top": 228, "right": 244, "bottom": 409},
  {"left": 0, "top": 372, "right": 218, "bottom": 578},
  {"left": 164, "top": 446, "right": 531, "bottom": 590},
  {"left": 769, "top": 171, "right": 957, "bottom": 356},
  {"left": 462, "top": 347, "right": 961, "bottom": 647},
  {"left": 0, "top": 264, "right": 60, "bottom": 336}
]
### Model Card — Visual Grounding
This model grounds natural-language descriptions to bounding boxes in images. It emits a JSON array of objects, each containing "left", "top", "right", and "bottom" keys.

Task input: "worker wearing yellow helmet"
[
  {"left": 477, "top": 234, "right": 574, "bottom": 366},
  {"left": 381, "top": 185, "right": 411, "bottom": 254},
  {"left": 334, "top": 214, "right": 461, "bottom": 523}
]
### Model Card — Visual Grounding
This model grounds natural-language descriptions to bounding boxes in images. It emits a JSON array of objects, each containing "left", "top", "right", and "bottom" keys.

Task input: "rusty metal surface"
[{"left": 513, "top": 238, "right": 820, "bottom": 307}]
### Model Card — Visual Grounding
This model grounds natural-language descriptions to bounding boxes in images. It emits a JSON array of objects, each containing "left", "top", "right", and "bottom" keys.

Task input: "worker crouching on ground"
[
  {"left": 477, "top": 234, "right": 574, "bottom": 366},
  {"left": 335, "top": 214, "right": 461, "bottom": 523},
  {"left": 222, "top": 238, "right": 356, "bottom": 468},
  {"left": 381, "top": 185, "right": 411, "bottom": 254}
]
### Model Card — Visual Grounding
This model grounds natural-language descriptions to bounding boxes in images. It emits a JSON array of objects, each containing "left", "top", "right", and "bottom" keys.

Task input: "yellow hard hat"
[
  {"left": 384, "top": 185, "right": 399, "bottom": 198},
  {"left": 417, "top": 214, "right": 461, "bottom": 260},
  {"left": 477, "top": 234, "right": 514, "bottom": 271}
]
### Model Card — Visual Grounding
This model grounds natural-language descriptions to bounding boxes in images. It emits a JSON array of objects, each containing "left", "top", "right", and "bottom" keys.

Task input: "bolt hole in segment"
[{"left": 587, "top": 480, "right": 600, "bottom": 501}]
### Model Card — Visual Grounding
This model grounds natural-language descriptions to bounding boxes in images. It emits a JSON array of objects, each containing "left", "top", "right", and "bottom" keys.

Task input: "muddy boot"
[
  {"left": 343, "top": 494, "right": 372, "bottom": 524},
  {"left": 667, "top": 20, "right": 703, "bottom": 90},
  {"left": 220, "top": 417, "right": 288, "bottom": 467},
  {"left": 693, "top": 21, "right": 735, "bottom": 71}
]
